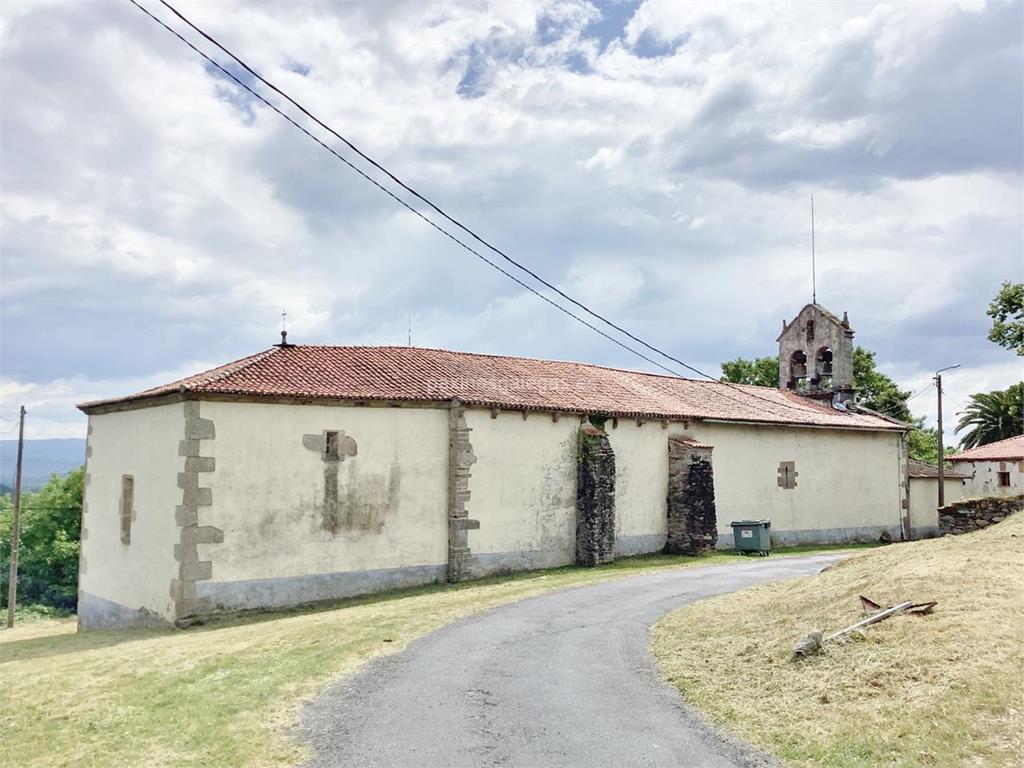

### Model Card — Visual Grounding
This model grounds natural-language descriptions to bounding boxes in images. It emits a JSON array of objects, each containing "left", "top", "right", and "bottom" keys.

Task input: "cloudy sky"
[{"left": 1, "top": 0, "right": 1021, "bottom": 443}]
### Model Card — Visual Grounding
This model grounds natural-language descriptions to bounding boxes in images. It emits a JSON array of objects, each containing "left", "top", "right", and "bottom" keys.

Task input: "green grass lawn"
[{"left": 1, "top": 545, "right": 861, "bottom": 768}]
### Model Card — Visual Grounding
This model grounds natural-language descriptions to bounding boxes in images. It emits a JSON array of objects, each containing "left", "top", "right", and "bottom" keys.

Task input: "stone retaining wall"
[{"left": 938, "top": 495, "right": 1023, "bottom": 536}]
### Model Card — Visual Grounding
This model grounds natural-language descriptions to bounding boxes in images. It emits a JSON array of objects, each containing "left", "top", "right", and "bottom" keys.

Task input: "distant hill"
[{"left": 0, "top": 439, "right": 87, "bottom": 493}]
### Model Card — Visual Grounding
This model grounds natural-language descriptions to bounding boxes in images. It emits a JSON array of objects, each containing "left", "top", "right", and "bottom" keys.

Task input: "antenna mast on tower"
[{"left": 811, "top": 195, "right": 817, "bottom": 305}]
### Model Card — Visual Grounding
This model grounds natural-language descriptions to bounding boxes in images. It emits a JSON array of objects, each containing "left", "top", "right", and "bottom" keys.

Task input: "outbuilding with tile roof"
[
  {"left": 906, "top": 459, "right": 967, "bottom": 537},
  {"left": 948, "top": 435, "right": 1024, "bottom": 499}
]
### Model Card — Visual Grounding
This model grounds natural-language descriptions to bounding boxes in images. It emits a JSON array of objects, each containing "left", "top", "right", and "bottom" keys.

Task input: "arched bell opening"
[
  {"left": 812, "top": 347, "right": 833, "bottom": 389},
  {"left": 787, "top": 349, "right": 808, "bottom": 391}
]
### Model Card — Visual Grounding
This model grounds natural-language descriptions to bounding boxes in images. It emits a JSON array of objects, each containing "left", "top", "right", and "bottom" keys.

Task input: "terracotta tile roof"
[
  {"left": 672, "top": 436, "right": 716, "bottom": 449},
  {"left": 948, "top": 435, "right": 1024, "bottom": 463},
  {"left": 78, "top": 345, "right": 904, "bottom": 431},
  {"left": 908, "top": 459, "right": 966, "bottom": 479}
]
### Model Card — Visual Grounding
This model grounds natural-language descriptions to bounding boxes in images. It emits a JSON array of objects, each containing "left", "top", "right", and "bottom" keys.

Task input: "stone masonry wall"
[
  {"left": 171, "top": 401, "right": 223, "bottom": 624},
  {"left": 576, "top": 424, "right": 615, "bottom": 567},
  {"left": 665, "top": 438, "right": 718, "bottom": 555},
  {"left": 938, "top": 494, "right": 1022, "bottom": 536},
  {"left": 447, "top": 402, "right": 480, "bottom": 581}
]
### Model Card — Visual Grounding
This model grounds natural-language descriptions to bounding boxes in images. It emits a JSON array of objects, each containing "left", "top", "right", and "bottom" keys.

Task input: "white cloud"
[
  {"left": 887, "top": 358, "right": 1023, "bottom": 446},
  {"left": 0, "top": 0, "right": 1020, "bottom": 439},
  {"left": 0, "top": 359, "right": 228, "bottom": 439}
]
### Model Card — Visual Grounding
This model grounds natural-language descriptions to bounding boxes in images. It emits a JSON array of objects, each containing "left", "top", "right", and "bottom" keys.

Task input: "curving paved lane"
[{"left": 300, "top": 554, "right": 842, "bottom": 768}]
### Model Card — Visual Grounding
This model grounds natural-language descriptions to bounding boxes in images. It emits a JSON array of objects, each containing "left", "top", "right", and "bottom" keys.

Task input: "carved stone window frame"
[{"left": 777, "top": 461, "right": 798, "bottom": 490}]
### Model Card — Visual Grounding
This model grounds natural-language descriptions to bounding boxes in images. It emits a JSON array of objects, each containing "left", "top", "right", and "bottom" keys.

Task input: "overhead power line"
[
  {"left": 127, "top": 0, "right": 857, "bottom": 420},
  {"left": 857, "top": 383, "right": 933, "bottom": 422},
  {"left": 906, "top": 382, "right": 934, "bottom": 403},
  {"left": 885, "top": 381, "right": 933, "bottom": 417},
  {"left": 125, "top": 1, "right": 683, "bottom": 380},
  {"left": 153, "top": 0, "right": 729, "bottom": 382},
  {"left": 153, "top": 0, "right": 720, "bottom": 382}
]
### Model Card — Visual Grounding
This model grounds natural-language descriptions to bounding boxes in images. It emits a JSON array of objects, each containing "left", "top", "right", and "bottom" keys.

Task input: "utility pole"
[
  {"left": 934, "top": 365, "right": 960, "bottom": 509},
  {"left": 6, "top": 405, "right": 26, "bottom": 629}
]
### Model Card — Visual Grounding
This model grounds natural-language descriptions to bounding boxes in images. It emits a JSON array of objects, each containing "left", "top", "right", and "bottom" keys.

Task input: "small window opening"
[
  {"left": 805, "top": 320, "right": 815, "bottom": 342},
  {"left": 325, "top": 431, "right": 340, "bottom": 460},
  {"left": 777, "top": 461, "right": 798, "bottom": 490},
  {"left": 120, "top": 475, "right": 134, "bottom": 545},
  {"left": 998, "top": 471, "right": 1011, "bottom": 487}
]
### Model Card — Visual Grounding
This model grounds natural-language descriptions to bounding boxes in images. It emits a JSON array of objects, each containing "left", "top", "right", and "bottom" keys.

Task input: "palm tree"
[{"left": 955, "top": 383, "right": 1024, "bottom": 449}]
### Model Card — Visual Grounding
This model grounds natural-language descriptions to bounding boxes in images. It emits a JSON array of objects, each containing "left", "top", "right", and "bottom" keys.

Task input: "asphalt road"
[{"left": 300, "top": 554, "right": 842, "bottom": 768}]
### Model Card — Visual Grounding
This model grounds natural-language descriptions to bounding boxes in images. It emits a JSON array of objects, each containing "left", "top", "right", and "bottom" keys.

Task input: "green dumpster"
[{"left": 731, "top": 519, "right": 771, "bottom": 556}]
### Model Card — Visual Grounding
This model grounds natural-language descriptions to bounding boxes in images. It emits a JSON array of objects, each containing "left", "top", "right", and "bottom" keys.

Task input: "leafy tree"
[
  {"left": 955, "top": 383, "right": 1024, "bottom": 449},
  {"left": 986, "top": 281, "right": 1024, "bottom": 355},
  {"left": 719, "top": 356, "right": 779, "bottom": 388},
  {"left": 851, "top": 347, "right": 913, "bottom": 421},
  {"left": 905, "top": 421, "right": 955, "bottom": 464},
  {"left": 0, "top": 467, "right": 83, "bottom": 611},
  {"left": 720, "top": 346, "right": 912, "bottom": 420}
]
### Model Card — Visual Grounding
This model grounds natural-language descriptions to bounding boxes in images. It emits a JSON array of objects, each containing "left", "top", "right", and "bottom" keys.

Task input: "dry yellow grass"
[{"left": 653, "top": 515, "right": 1024, "bottom": 768}]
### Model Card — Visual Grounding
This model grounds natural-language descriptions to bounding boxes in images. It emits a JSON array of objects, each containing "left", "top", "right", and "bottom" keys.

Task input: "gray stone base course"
[
  {"left": 614, "top": 533, "right": 668, "bottom": 556},
  {"left": 196, "top": 564, "right": 447, "bottom": 612},
  {"left": 474, "top": 548, "right": 573, "bottom": 576},
  {"left": 78, "top": 591, "right": 173, "bottom": 631},
  {"left": 714, "top": 524, "right": 903, "bottom": 548}
]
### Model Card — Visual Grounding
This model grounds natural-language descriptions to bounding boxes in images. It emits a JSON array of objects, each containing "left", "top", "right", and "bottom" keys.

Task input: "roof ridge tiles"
[{"left": 76, "top": 344, "right": 905, "bottom": 432}]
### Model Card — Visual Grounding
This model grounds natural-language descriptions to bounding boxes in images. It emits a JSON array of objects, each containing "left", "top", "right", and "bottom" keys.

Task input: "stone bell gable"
[{"left": 777, "top": 303, "right": 855, "bottom": 406}]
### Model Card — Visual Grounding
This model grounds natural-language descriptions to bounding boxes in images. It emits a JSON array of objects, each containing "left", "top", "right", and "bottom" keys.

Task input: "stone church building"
[{"left": 77, "top": 303, "right": 912, "bottom": 629}]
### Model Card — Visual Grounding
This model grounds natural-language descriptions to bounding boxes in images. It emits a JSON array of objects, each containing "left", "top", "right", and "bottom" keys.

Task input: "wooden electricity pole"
[
  {"left": 6, "top": 405, "right": 26, "bottom": 628},
  {"left": 936, "top": 375, "right": 945, "bottom": 507},
  {"left": 934, "top": 365, "right": 960, "bottom": 510}
]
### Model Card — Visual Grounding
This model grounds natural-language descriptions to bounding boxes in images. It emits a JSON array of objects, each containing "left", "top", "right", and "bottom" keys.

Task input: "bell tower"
[{"left": 777, "top": 304, "right": 855, "bottom": 407}]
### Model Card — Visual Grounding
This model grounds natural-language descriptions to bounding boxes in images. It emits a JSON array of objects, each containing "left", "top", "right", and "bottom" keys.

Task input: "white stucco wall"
[
  {"left": 687, "top": 421, "right": 904, "bottom": 544},
  {"left": 599, "top": 419, "right": 904, "bottom": 547},
  {"left": 606, "top": 421, "right": 670, "bottom": 553},
  {"left": 954, "top": 459, "right": 1024, "bottom": 498},
  {"left": 79, "top": 396, "right": 909, "bottom": 626},
  {"left": 908, "top": 476, "right": 964, "bottom": 535},
  {"left": 464, "top": 410, "right": 578, "bottom": 572},
  {"left": 533, "top": 416, "right": 905, "bottom": 551},
  {"left": 196, "top": 401, "right": 449, "bottom": 604},
  {"left": 79, "top": 402, "right": 184, "bottom": 627}
]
